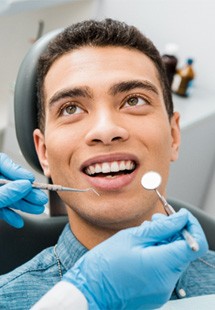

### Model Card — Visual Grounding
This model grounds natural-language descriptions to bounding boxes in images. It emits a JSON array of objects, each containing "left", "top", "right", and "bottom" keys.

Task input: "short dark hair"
[{"left": 37, "top": 18, "right": 173, "bottom": 131}]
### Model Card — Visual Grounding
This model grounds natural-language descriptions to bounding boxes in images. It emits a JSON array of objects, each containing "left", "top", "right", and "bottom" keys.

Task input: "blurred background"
[{"left": 0, "top": 0, "right": 215, "bottom": 215}]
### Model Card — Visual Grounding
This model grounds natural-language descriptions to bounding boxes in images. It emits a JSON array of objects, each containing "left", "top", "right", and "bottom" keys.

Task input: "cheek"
[
  {"left": 45, "top": 123, "right": 81, "bottom": 150},
  {"left": 139, "top": 120, "right": 172, "bottom": 151},
  {"left": 44, "top": 130, "right": 77, "bottom": 176},
  {"left": 156, "top": 124, "right": 172, "bottom": 151}
]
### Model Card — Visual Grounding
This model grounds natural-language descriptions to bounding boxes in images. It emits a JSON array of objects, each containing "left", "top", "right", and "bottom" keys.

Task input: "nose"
[{"left": 85, "top": 111, "right": 129, "bottom": 146}]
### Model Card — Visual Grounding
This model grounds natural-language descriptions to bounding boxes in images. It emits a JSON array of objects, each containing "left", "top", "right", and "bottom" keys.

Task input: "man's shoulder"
[
  {"left": 0, "top": 246, "right": 56, "bottom": 286},
  {"left": 187, "top": 250, "right": 215, "bottom": 280},
  {"left": 0, "top": 246, "right": 60, "bottom": 309},
  {"left": 191, "top": 250, "right": 215, "bottom": 270},
  {"left": 178, "top": 250, "right": 215, "bottom": 298}
]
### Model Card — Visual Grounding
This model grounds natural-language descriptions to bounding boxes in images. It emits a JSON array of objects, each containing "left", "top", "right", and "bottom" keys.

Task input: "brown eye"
[
  {"left": 127, "top": 97, "right": 139, "bottom": 106},
  {"left": 61, "top": 104, "right": 84, "bottom": 116},
  {"left": 65, "top": 105, "right": 77, "bottom": 114},
  {"left": 125, "top": 96, "right": 147, "bottom": 108}
]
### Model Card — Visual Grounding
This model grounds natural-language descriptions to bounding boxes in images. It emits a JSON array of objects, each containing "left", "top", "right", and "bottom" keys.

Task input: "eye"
[
  {"left": 61, "top": 103, "right": 84, "bottom": 116},
  {"left": 124, "top": 95, "right": 148, "bottom": 108}
]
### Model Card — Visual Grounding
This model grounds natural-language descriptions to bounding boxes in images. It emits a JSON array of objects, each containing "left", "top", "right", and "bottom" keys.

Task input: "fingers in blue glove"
[
  {"left": 183, "top": 209, "right": 208, "bottom": 254},
  {"left": 24, "top": 188, "right": 48, "bottom": 205},
  {"left": 0, "top": 208, "right": 24, "bottom": 228},
  {"left": 0, "top": 179, "right": 48, "bottom": 206},
  {"left": 0, "top": 153, "right": 34, "bottom": 181},
  {"left": 137, "top": 209, "right": 208, "bottom": 261},
  {"left": 151, "top": 213, "right": 180, "bottom": 244},
  {"left": 0, "top": 180, "right": 32, "bottom": 207},
  {"left": 10, "top": 200, "right": 45, "bottom": 214},
  {"left": 0, "top": 180, "right": 46, "bottom": 227},
  {"left": 136, "top": 209, "right": 190, "bottom": 242},
  {"left": 151, "top": 213, "right": 167, "bottom": 221}
]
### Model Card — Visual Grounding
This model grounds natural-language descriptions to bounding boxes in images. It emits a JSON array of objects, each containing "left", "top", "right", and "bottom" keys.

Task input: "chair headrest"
[{"left": 14, "top": 29, "right": 62, "bottom": 173}]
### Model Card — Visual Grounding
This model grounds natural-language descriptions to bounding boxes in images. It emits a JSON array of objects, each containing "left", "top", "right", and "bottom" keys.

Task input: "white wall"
[
  {"left": 0, "top": 0, "right": 99, "bottom": 127},
  {"left": 98, "top": 0, "right": 215, "bottom": 91}
]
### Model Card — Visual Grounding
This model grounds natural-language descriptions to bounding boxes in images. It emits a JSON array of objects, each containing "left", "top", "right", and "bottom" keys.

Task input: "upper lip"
[{"left": 80, "top": 153, "right": 139, "bottom": 172}]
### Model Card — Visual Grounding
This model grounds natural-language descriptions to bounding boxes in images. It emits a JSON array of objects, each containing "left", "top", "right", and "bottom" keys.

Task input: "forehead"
[{"left": 44, "top": 46, "right": 162, "bottom": 98}]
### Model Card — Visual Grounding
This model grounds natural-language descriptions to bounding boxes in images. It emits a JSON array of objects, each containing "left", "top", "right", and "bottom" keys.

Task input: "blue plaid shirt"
[{"left": 0, "top": 223, "right": 215, "bottom": 309}]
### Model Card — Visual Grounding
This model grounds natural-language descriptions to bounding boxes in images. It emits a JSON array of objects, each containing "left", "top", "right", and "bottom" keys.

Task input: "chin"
[{"left": 76, "top": 205, "right": 144, "bottom": 230}]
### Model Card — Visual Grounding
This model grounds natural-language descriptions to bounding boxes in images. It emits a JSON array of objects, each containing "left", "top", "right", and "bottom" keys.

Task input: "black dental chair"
[
  {"left": 1, "top": 29, "right": 215, "bottom": 275},
  {"left": 0, "top": 29, "right": 67, "bottom": 275}
]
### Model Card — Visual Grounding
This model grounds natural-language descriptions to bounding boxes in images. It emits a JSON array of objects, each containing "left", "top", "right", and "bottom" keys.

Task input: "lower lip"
[{"left": 83, "top": 169, "right": 138, "bottom": 191}]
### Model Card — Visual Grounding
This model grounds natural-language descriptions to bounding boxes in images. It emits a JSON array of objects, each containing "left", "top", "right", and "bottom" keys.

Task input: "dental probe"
[
  {"left": 0, "top": 179, "right": 99, "bottom": 196},
  {"left": 141, "top": 171, "right": 199, "bottom": 252}
]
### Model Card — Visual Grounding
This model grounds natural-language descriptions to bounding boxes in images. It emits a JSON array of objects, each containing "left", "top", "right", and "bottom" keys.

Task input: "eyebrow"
[
  {"left": 48, "top": 86, "right": 93, "bottom": 106},
  {"left": 109, "top": 80, "right": 159, "bottom": 96},
  {"left": 48, "top": 79, "right": 159, "bottom": 107}
]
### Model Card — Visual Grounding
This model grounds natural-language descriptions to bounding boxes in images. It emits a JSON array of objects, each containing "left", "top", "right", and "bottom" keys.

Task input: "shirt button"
[{"left": 178, "top": 288, "right": 186, "bottom": 298}]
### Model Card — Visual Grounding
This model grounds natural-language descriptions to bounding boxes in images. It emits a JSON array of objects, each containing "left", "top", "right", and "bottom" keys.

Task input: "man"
[{"left": 0, "top": 19, "right": 214, "bottom": 309}]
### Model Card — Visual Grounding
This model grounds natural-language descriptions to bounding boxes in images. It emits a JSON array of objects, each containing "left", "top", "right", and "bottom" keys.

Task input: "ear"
[
  {"left": 33, "top": 129, "right": 51, "bottom": 177},
  {"left": 170, "top": 112, "right": 181, "bottom": 162}
]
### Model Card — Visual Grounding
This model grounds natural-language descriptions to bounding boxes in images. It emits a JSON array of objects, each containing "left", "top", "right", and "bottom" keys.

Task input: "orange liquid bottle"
[{"left": 172, "top": 58, "right": 195, "bottom": 97}]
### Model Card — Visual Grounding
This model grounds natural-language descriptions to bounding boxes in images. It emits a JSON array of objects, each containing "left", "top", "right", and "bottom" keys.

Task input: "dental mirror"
[
  {"left": 141, "top": 171, "right": 161, "bottom": 190},
  {"left": 141, "top": 171, "right": 199, "bottom": 252}
]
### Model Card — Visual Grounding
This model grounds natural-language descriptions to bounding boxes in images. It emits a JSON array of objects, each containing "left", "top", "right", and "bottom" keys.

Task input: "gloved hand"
[
  {"left": 0, "top": 153, "right": 48, "bottom": 228},
  {"left": 63, "top": 209, "right": 208, "bottom": 310}
]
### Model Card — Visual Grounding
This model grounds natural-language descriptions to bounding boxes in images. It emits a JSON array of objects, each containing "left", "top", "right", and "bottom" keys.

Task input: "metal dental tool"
[
  {"left": 0, "top": 179, "right": 99, "bottom": 196},
  {"left": 141, "top": 171, "right": 199, "bottom": 252}
]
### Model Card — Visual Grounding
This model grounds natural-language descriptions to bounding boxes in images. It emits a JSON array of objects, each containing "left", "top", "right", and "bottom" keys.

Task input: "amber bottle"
[{"left": 172, "top": 58, "right": 195, "bottom": 97}]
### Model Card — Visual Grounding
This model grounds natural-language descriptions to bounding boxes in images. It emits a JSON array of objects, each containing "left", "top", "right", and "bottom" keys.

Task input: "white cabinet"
[{"left": 167, "top": 89, "right": 215, "bottom": 215}]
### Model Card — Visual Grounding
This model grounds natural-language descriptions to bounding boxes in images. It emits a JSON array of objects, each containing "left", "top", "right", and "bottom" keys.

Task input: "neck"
[
  {"left": 66, "top": 199, "right": 166, "bottom": 249},
  {"left": 67, "top": 207, "right": 118, "bottom": 249}
]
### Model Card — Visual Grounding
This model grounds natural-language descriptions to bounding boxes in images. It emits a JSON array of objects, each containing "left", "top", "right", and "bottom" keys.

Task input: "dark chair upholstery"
[
  {"left": 0, "top": 215, "right": 68, "bottom": 275},
  {"left": 14, "top": 28, "right": 61, "bottom": 174},
  {"left": 14, "top": 28, "right": 67, "bottom": 216}
]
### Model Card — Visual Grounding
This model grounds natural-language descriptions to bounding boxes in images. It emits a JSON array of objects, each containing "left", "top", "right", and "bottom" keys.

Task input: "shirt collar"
[{"left": 56, "top": 223, "right": 88, "bottom": 272}]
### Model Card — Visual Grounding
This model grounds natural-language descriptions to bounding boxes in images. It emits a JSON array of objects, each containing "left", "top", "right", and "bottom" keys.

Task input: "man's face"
[{"left": 34, "top": 46, "right": 180, "bottom": 231}]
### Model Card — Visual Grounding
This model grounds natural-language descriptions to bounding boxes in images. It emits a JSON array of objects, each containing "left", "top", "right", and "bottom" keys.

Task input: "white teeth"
[
  {"left": 88, "top": 166, "right": 95, "bottom": 175},
  {"left": 102, "top": 163, "right": 111, "bottom": 173},
  {"left": 125, "top": 161, "right": 131, "bottom": 170},
  {"left": 94, "top": 164, "right": 102, "bottom": 173},
  {"left": 111, "top": 161, "right": 119, "bottom": 172},
  {"left": 126, "top": 161, "right": 135, "bottom": 170},
  {"left": 85, "top": 160, "right": 135, "bottom": 176},
  {"left": 119, "top": 161, "right": 126, "bottom": 170}
]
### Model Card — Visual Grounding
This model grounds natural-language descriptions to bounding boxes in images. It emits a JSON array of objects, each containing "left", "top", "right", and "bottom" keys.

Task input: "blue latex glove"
[
  {"left": 63, "top": 209, "right": 208, "bottom": 309},
  {"left": 0, "top": 153, "right": 48, "bottom": 228}
]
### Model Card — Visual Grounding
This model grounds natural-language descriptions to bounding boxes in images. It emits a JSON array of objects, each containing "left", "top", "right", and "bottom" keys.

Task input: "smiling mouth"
[{"left": 84, "top": 160, "right": 136, "bottom": 178}]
